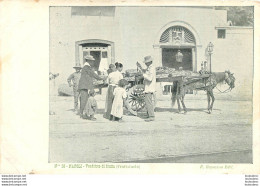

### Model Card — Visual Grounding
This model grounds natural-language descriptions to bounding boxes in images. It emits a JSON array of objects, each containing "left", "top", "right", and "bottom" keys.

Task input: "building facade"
[{"left": 50, "top": 6, "right": 253, "bottom": 100}]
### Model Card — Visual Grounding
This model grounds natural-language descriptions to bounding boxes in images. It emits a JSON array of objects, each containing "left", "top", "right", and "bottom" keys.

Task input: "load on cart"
[{"left": 124, "top": 62, "right": 235, "bottom": 114}]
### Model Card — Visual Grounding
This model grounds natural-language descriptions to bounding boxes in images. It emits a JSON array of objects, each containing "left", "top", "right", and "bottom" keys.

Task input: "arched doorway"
[
  {"left": 153, "top": 21, "right": 201, "bottom": 72},
  {"left": 153, "top": 22, "right": 201, "bottom": 95},
  {"left": 159, "top": 26, "right": 196, "bottom": 71}
]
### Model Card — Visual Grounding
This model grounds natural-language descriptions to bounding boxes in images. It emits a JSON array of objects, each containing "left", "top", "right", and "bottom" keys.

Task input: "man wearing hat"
[
  {"left": 67, "top": 63, "right": 82, "bottom": 113},
  {"left": 78, "top": 54, "right": 106, "bottom": 119},
  {"left": 137, "top": 55, "right": 156, "bottom": 122}
]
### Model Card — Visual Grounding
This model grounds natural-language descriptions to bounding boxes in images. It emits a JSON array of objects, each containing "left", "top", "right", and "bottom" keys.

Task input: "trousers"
[
  {"left": 144, "top": 93, "right": 155, "bottom": 117},
  {"left": 79, "top": 89, "right": 89, "bottom": 115},
  {"left": 73, "top": 87, "right": 80, "bottom": 110}
]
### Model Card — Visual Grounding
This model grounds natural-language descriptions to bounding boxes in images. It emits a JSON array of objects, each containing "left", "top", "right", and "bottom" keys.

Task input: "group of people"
[{"left": 67, "top": 54, "right": 156, "bottom": 122}]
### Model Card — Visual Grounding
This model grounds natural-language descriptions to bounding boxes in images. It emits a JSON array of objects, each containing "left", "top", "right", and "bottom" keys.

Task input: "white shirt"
[
  {"left": 84, "top": 63, "right": 90, "bottom": 67},
  {"left": 108, "top": 70, "right": 123, "bottom": 86},
  {"left": 143, "top": 64, "right": 156, "bottom": 93}
]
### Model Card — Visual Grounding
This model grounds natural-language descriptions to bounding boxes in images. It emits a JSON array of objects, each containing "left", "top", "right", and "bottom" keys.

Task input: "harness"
[
  {"left": 215, "top": 86, "right": 232, "bottom": 93},
  {"left": 200, "top": 73, "right": 233, "bottom": 93},
  {"left": 215, "top": 74, "right": 234, "bottom": 93}
]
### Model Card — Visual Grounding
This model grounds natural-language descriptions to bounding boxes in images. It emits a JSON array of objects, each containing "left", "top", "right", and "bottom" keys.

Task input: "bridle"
[{"left": 216, "top": 72, "right": 235, "bottom": 93}]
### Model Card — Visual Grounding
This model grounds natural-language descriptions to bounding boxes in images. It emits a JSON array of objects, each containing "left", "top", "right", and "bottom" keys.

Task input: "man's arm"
[
  {"left": 143, "top": 68, "right": 154, "bottom": 82},
  {"left": 87, "top": 67, "right": 105, "bottom": 80}
]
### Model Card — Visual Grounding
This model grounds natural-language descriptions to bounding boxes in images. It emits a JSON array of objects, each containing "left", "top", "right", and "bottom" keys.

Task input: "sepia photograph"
[{"left": 48, "top": 6, "right": 254, "bottom": 163}]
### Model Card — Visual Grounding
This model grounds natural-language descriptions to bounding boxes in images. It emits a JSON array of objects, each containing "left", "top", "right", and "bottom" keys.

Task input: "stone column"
[
  {"left": 75, "top": 43, "right": 79, "bottom": 66},
  {"left": 108, "top": 45, "right": 112, "bottom": 65},
  {"left": 153, "top": 44, "right": 162, "bottom": 67},
  {"left": 153, "top": 44, "right": 164, "bottom": 97},
  {"left": 192, "top": 47, "right": 196, "bottom": 72},
  {"left": 79, "top": 45, "right": 83, "bottom": 66}
]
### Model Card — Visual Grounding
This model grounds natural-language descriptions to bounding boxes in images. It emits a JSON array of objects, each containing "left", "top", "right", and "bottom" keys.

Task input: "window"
[
  {"left": 218, "top": 29, "right": 226, "bottom": 39},
  {"left": 102, "top": 51, "right": 107, "bottom": 58}
]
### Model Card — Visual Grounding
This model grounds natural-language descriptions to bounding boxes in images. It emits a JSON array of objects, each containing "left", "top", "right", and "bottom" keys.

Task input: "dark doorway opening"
[
  {"left": 162, "top": 48, "right": 192, "bottom": 71},
  {"left": 83, "top": 51, "right": 101, "bottom": 71},
  {"left": 90, "top": 51, "right": 101, "bottom": 71}
]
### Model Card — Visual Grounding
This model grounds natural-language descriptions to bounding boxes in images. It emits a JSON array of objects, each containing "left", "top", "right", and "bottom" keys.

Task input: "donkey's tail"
[{"left": 171, "top": 81, "right": 178, "bottom": 107}]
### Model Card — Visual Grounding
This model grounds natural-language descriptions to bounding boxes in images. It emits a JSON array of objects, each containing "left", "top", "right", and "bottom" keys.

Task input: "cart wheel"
[{"left": 127, "top": 85, "right": 146, "bottom": 111}]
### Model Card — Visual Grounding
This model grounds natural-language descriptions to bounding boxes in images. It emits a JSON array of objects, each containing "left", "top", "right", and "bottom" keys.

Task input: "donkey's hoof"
[
  {"left": 208, "top": 110, "right": 211, "bottom": 114},
  {"left": 184, "top": 111, "right": 187, "bottom": 114}
]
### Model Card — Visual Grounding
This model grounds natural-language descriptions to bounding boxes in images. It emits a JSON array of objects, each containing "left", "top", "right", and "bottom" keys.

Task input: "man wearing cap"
[
  {"left": 137, "top": 56, "right": 156, "bottom": 122},
  {"left": 78, "top": 55, "right": 106, "bottom": 119},
  {"left": 67, "top": 64, "right": 81, "bottom": 113}
]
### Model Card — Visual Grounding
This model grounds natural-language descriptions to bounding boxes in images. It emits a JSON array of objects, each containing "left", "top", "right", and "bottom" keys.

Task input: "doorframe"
[{"left": 75, "top": 39, "right": 115, "bottom": 66}]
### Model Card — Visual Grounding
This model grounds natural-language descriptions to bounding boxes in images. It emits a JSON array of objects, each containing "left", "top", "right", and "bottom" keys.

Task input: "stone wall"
[{"left": 50, "top": 7, "right": 253, "bottom": 100}]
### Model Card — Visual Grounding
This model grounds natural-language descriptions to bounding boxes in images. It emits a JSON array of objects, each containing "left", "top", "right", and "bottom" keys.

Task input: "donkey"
[{"left": 171, "top": 71, "right": 235, "bottom": 114}]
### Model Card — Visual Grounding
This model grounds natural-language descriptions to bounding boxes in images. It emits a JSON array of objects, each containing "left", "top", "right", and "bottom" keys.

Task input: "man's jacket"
[{"left": 78, "top": 64, "right": 103, "bottom": 91}]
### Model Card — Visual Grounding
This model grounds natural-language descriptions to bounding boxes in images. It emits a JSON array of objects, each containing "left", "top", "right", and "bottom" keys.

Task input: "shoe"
[
  {"left": 89, "top": 116, "right": 97, "bottom": 121},
  {"left": 80, "top": 114, "right": 89, "bottom": 119},
  {"left": 145, "top": 117, "right": 155, "bottom": 122},
  {"left": 142, "top": 115, "right": 149, "bottom": 119},
  {"left": 109, "top": 115, "right": 114, "bottom": 121}
]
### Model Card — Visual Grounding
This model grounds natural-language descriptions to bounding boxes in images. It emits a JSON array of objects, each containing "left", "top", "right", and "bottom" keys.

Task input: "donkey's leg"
[
  {"left": 209, "top": 90, "right": 215, "bottom": 112},
  {"left": 176, "top": 84, "right": 182, "bottom": 113},
  {"left": 207, "top": 91, "right": 211, "bottom": 113},
  {"left": 180, "top": 95, "right": 187, "bottom": 114}
]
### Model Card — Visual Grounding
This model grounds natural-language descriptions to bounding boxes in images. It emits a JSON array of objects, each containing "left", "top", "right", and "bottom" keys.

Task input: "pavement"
[{"left": 49, "top": 95, "right": 252, "bottom": 163}]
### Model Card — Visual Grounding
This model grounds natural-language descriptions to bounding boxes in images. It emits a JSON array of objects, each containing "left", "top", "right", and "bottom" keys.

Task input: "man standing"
[
  {"left": 67, "top": 64, "right": 81, "bottom": 113},
  {"left": 137, "top": 56, "right": 156, "bottom": 122},
  {"left": 78, "top": 55, "right": 106, "bottom": 119}
]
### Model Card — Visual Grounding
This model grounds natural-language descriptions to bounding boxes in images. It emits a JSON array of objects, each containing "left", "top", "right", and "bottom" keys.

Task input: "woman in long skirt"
[{"left": 104, "top": 62, "right": 124, "bottom": 119}]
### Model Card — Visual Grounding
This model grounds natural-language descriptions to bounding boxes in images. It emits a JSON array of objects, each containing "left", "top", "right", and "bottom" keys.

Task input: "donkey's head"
[{"left": 224, "top": 70, "right": 235, "bottom": 89}]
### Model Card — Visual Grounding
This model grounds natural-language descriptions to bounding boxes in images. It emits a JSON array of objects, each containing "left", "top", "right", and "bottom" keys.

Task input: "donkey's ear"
[{"left": 231, "top": 73, "right": 234, "bottom": 75}]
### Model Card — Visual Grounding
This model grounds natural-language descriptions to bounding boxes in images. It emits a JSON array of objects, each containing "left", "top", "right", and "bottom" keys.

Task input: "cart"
[{"left": 125, "top": 70, "right": 210, "bottom": 111}]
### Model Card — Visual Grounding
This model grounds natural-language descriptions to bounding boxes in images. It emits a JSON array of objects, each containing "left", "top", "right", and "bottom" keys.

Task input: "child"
[
  {"left": 85, "top": 90, "right": 97, "bottom": 121},
  {"left": 110, "top": 79, "right": 129, "bottom": 122}
]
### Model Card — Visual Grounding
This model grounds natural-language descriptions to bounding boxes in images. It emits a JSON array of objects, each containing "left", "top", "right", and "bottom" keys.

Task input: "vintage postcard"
[{"left": 0, "top": 0, "right": 259, "bottom": 174}]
